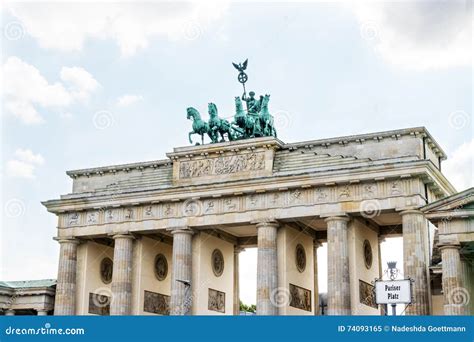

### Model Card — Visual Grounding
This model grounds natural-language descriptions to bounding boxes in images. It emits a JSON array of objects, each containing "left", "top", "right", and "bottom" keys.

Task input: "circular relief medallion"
[
  {"left": 211, "top": 249, "right": 224, "bottom": 277},
  {"left": 100, "top": 257, "right": 113, "bottom": 284},
  {"left": 363, "top": 240, "right": 373, "bottom": 269},
  {"left": 295, "top": 244, "right": 306, "bottom": 273},
  {"left": 154, "top": 254, "right": 168, "bottom": 281}
]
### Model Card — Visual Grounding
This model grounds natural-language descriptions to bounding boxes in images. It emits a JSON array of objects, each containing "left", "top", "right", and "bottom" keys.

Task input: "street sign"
[{"left": 375, "top": 279, "right": 412, "bottom": 305}]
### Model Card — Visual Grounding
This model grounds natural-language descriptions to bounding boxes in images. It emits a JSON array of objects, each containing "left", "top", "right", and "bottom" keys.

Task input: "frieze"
[
  {"left": 208, "top": 288, "right": 225, "bottom": 313},
  {"left": 359, "top": 280, "right": 377, "bottom": 308},
  {"left": 143, "top": 290, "right": 170, "bottom": 315},
  {"left": 289, "top": 283, "right": 311, "bottom": 312},
  {"left": 179, "top": 152, "right": 265, "bottom": 179},
  {"left": 60, "top": 178, "right": 414, "bottom": 227},
  {"left": 88, "top": 292, "right": 110, "bottom": 315}
]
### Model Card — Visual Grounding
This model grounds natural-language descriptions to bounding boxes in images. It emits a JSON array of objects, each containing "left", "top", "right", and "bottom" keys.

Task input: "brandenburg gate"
[
  {"left": 42, "top": 61, "right": 472, "bottom": 316},
  {"left": 43, "top": 125, "right": 461, "bottom": 316}
]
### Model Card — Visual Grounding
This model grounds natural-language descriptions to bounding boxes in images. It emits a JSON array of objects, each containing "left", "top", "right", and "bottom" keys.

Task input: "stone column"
[
  {"left": 110, "top": 234, "right": 135, "bottom": 315},
  {"left": 440, "top": 244, "right": 468, "bottom": 315},
  {"left": 170, "top": 228, "right": 194, "bottom": 315},
  {"left": 313, "top": 240, "right": 322, "bottom": 315},
  {"left": 233, "top": 246, "right": 244, "bottom": 315},
  {"left": 401, "top": 209, "right": 430, "bottom": 315},
  {"left": 256, "top": 221, "right": 279, "bottom": 315},
  {"left": 325, "top": 216, "right": 351, "bottom": 315},
  {"left": 54, "top": 237, "right": 79, "bottom": 315},
  {"left": 4, "top": 309, "right": 15, "bottom": 316},
  {"left": 36, "top": 309, "right": 48, "bottom": 316}
]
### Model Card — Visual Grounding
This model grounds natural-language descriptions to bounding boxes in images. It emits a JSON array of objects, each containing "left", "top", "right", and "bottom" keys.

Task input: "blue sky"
[{"left": 1, "top": 1, "right": 472, "bottom": 305}]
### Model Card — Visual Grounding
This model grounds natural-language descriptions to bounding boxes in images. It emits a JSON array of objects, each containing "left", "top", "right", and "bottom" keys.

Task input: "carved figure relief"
[
  {"left": 205, "top": 200, "right": 215, "bottom": 214},
  {"left": 211, "top": 249, "right": 224, "bottom": 277},
  {"left": 363, "top": 184, "right": 377, "bottom": 198},
  {"left": 289, "top": 284, "right": 311, "bottom": 312},
  {"left": 208, "top": 288, "right": 225, "bottom": 313},
  {"left": 89, "top": 293, "right": 110, "bottom": 315},
  {"left": 363, "top": 240, "right": 373, "bottom": 269},
  {"left": 144, "top": 206, "right": 153, "bottom": 217},
  {"left": 359, "top": 280, "right": 377, "bottom": 308},
  {"left": 100, "top": 257, "right": 113, "bottom": 284},
  {"left": 144, "top": 290, "right": 170, "bottom": 315},
  {"left": 154, "top": 254, "right": 168, "bottom": 281},
  {"left": 179, "top": 152, "right": 265, "bottom": 179},
  {"left": 183, "top": 200, "right": 201, "bottom": 217},
  {"left": 164, "top": 204, "right": 174, "bottom": 217},
  {"left": 295, "top": 244, "right": 306, "bottom": 273},
  {"left": 391, "top": 181, "right": 402, "bottom": 195},
  {"left": 87, "top": 211, "right": 97, "bottom": 224},
  {"left": 69, "top": 212, "right": 79, "bottom": 225},
  {"left": 315, "top": 188, "right": 327, "bottom": 201},
  {"left": 224, "top": 198, "right": 237, "bottom": 211},
  {"left": 339, "top": 185, "right": 351, "bottom": 199},
  {"left": 124, "top": 208, "right": 133, "bottom": 220}
]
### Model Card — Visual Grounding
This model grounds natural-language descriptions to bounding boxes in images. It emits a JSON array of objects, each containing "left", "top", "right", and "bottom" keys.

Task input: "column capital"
[
  {"left": 313, "top": 240, "right": 323, "bottom": 248},
  {"left": 53, "top": 237, "right": 80, "bottom": 245},
  {"left": 168, "top": 227, "right": 195, "bottom": 236},
  {"left": 234, "top": 246, "right": 245, "bottom": 254},
  {"left": 400, "top": 209, "right": 423, "bottom": 216},
  {"left": 111, "top": 233, "right": 135, "bottom": 240},
  {"left": 323, "top": 215, "right": 350, "bottom": 223},
  {"left": 438, "top": 243, "right": 461, "bottom": 251},
  {"left": 254, "top": 220, "right": 279, "bottom": 229}
]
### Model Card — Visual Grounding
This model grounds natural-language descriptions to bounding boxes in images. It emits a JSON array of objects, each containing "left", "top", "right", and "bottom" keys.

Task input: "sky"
[{"left": 1, "top": 1, "right": 472, "bottom": 306}]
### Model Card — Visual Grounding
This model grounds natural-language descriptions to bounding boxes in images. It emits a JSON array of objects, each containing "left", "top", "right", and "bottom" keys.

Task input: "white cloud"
[
  {"left": 60, "top": 66, "right": 100, "bottom": 101},
  {"left": 117, "top": 94, "right": 143, "bottom": 107},
  {"left": 2, "top": 56, "right": 99, "bottom": 124},
  {"left": 443, "top": 139, "right": 474, "bottom": 191},
  {"left": 6, "top": 160, "right": 36, "bottom": 179},
  {"left": 2, "top": 56, "right": 72, "bottom": 124},
  {"left": 6, "top": 148, "right": 44, "bottom": 179},
  {"left": 14, "top": 148, "right": 45, "bottom": 165},
  {"left": 350, "top": 1, "right": 471, "bottom": 70},
  {"left": 6, "top": 2, "right": 230, "bottom": 57}
]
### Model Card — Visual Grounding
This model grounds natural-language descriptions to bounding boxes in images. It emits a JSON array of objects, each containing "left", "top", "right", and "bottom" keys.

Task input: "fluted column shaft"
[
  {"left": 326, "top": 216, "right": 351, "bottom": 315},
  {"left": 401, "top": 209, "right": 430, "bottom": 315},
  {"left": 313, "top": 240, "right": 322, "bottom": 315},
  {"left": 233, "top": 247, "right": 244, "bottom": 315},
  {"left": 170, "top": 228, "right": 194, "bottom": 315},
  {"left": 36, "top": 310, "right": 48, "bottom": 316},
  {"left": 440, "top": 244, "right": 467, "bottom": 315},
  {"left": 110, "top": 234, "right": 134, "bottom": 315},
  {"left": 5, "top": 310, "right": 15, "bottom": 316},
  {"left": 54, "top": 238, "right": 79, "bottom": 315},
  {"left": 256, "top": 221, "right": 279, "bottom": 315}
]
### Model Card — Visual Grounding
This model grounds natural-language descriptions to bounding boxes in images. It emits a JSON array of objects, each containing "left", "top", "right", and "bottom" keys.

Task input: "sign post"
[{"left": 375, "top": 261, "right": 412, "bottom": 316}]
